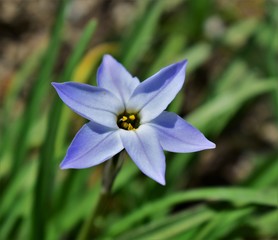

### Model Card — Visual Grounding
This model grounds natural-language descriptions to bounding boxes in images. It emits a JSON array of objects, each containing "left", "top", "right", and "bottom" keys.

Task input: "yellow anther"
[
  {"left": 129, "top": 114, "right": 136, "bottom": 121},
  {"left": 127, "top": 123, "right": 134, "bottom": 130},
  {"left": 121, "top": 116, "right": 128, "bottom": 121},
  {"left": 121, "top": 122, "right": 134, "bottom": 130},
  {"left": 122, "top": 122, "right": 129, "bottom": 129},
  {"left": 117, "top": 112, "right": 139, "bottom": 130}
]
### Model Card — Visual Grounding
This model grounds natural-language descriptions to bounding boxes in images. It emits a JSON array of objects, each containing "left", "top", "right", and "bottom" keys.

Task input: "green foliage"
[{"left": 1, "top": 0, "right": 277, "bottom": 239}]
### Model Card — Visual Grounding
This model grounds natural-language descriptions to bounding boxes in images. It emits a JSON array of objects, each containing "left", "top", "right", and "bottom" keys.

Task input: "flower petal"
[
  {"left": 60, "top": 122, "right": 123, "bottom": 169},
  {"left": 149, "top": 111, "right": 216, "bottom": 152},
  {"left": 119, "top": 125, "right": 165, "bottom": 185},
  {"left": 52, "top": 82, "right": 123, "bottom": 128},
  {"left": 97, "top": 54, "right": 140, "bottom": 105},
  {"left": 127, "top": 60, "right": 187, "bottom": 123}
]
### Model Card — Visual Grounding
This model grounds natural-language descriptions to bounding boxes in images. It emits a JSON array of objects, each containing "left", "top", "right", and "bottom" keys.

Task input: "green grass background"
[{"left": 0, "top": 0, "right": 277, "bottom": 239}]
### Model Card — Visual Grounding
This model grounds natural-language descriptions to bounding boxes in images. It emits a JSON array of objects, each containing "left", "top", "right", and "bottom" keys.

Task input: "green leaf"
[
  {"left": 222, "top": 18, "right": 259, "bottom": 48},
  {"left": 11, "top": 0, "right": 68, "bottom": 177},
  {"left": 31, "top": 19, "right": 97, "bottom": 240},
  {"left": 193, "top": 207, "right": 254, "bottom": 240},
  {"left": 250, "top": 210, "right": 278, "bottom": 236},
  {"left": 186, "top": 78, "right": 277, "bottom": 134},
  {"left": 243, "top": 152, "right": 278, "bottom": 188},
  {"left": 121, "top": 0, "right": 165, "bottom": 69},
  {"left": 106, "top": 187, "right": 277, "bottom": 236},
  {"left": 178, "top": 42, "right": 212, "bottom": 74},
  {"left": 116, "top": 206, "right": 214, "bottom": 240}
]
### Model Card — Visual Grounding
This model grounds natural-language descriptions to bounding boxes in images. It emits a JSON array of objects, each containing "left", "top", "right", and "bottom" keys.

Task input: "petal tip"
[
  {"left": 51, "top": 82, "right": 64, "bottom": 91},
  {"left": 51, "top": 82, "right": 59, "bottom": 88},
  {"left": 60, "top": 157, "right": 73, "bottom": 169},
  {"left": 59, "top": 161, "right": 68, "bottom": 169},
  {"left": 152, "top": 174, "right": 166, "bottom": 186},
  {"left": 203, "top": 140, "right": 216, "bottom": 150},
  {"left": 177, "top": 59, "right": 188, "bottom": 69},
  {"left": 180, "top": 59, "right": 188, "bottom": 65},
  {"left": 158, "top": 178, "right": 166, "bottom": 186},
  {"left": 60, "top": 159, "right": 75, "bottom": 169},
  {"left": 208, "top": 141, "right": 216, "bottom": 149},
  {"left": 103, "top": 54, "right": 115, "bottom": 63}
]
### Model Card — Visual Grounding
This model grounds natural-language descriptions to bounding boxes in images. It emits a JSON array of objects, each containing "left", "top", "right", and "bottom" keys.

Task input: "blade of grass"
[
  {"left": 193, "top": 207, "right": 254, "bottom": 240},
  {"left": 0, "top": 161, "right": 37, "bottom": 216},
  {"left": 213, "top": 59, "right": 249, "bottom": 94},
  {"left": 222, "top": 18, "right": 259, "bottom": 48},
  {"left": 0, "top": 49, "right": 43, "bottom": 159},
  {"left": 147, "top": 34, "right": 186, "bottom": 76},
  {"left": 254, "top": 21, "right": 278, "bottom": 53},
  {"left": 116, "top": 205, "right": 214, "bottom": 240},
  {"left": 265, "top": 4, "right": 278, "bottom": 124},
  {"left": 242, "top": 152, "right": 278, "bottom": 188},
  {"left": 174, "top": 227, "right": 201, "bottom": 240},
  {"left": 136, "top": 211, "right": 212, "bottom": 240},
  {"left": 0, "top": 188, "right": 32, "bottom": 239},
  {"left": 186, "top": 78, "right": 277, "bottom": 135},
  {"left": 113, "top": 158, "right": 139, "bottom": 191},
  {"left": 46, "top": 180, "right": 101, "bottom": 240},
  {"left": 121, "top": 0, "right": 165, "bottom": 69},
  {"left": 106, "top": 187, "right": 277, "bottom": 236},
  {"left": 31, "top": 19, "right": 97, "bottom": 240},
  {"left": 250, "top": 210, "right": 278, "bottom": 237},
  {"left": 11, "top": 0, "right": 68, "bottom": 177},
  {"left": 167, "top": 153, "right": 191, "bottom": 186},
  {"left": 177, "top": 42, "right": 212, "bottom": 74}
]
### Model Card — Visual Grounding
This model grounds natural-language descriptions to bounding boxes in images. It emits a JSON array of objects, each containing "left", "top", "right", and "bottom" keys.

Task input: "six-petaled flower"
[{"left": 52, "top": 55, "right": 215, "bottom": 185}]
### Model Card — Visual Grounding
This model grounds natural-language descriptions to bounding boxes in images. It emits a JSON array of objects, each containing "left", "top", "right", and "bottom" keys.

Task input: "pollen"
[{"left": 117, "top": 112, "right": 140, "bottom": 130}]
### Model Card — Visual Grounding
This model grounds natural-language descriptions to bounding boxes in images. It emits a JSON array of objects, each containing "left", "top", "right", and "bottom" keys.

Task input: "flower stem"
[
  {"left": 77, "top": 151, "right": 125, "bottom": 240},
  {"left": 102, "top": 151, "right": 125, "bottom": 194}
]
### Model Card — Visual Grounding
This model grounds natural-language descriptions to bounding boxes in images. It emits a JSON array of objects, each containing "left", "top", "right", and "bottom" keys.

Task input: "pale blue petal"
[
  {"left": 119, "top": 125, "right": 165, "bottom": 185},
  {"left": 149, "top": 111, "right": 216, "bottom": 152},
  {"left": 52, "top": 82, "right": 123, "bottom": 128},
  {"left": 60, "top": 122, "right": 123, "bottom": 169},
  {"left": 127, "top": 60, "right": 187, "bottom": 123},
  {"left": 97, "top": 55, "right": 140, "bottom": 106}
]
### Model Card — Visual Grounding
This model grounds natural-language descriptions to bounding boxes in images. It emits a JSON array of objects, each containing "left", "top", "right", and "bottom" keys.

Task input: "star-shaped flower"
[{"left": 52, "top": 55, "right": 215, "bottom": 185}]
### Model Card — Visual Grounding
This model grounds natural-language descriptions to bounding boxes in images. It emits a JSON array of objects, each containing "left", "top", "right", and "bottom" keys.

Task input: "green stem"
[{"left": 78, "top": 151, "right": 126, "bottom": 240}]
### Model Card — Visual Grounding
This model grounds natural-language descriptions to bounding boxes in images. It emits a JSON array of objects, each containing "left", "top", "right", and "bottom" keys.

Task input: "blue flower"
[{"left": 52, "top": 55, "right": 215, "bottom": 185}]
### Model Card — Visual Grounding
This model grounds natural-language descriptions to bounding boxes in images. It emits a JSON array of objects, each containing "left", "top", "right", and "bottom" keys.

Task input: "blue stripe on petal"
[
  {"left": 52, "top": 82, "right": 123, "bottom": 128},
  {"left": 97, "top": 55, "right": 140, "bottom": 106},
  {"left": 119, "top": 125, "right": 166, "bottom": 185},
  {"left": 149, "top": 111, "right": 216, "bottom": 153},
  {"left": 60, "top": 122, "right": 123, "bottom": 169},
  {"left": 127, "top": 60, "right": 187, "bottom": 123}
]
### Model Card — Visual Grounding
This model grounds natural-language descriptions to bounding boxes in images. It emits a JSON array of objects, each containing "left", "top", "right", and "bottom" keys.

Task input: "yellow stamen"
[
  {"left": 117, "top": 112, "right": 139, "bottom": 130},
  {"left": 129, "top": 114, "right": 136, "bottom": 121},
  {"left": 122, "top": 122, "right": 129, "bottom": 129},
  {"left": 127, "top": 123, "right": 134, "bottom": 130},
  {"left": 121, "top": 116, "right": 128, "bottom": 121}
]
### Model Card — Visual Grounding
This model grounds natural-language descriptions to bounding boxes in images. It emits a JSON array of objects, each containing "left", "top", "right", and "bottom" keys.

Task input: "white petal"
[
  {"left": 97, "top": 55, "right": 140, "bottom": 106},
  {"left": 119, "top": 125, "right": 166, "bottom": 185},
  {"left": 127, "top": 60, "right": 187, "bottom": 123},
  {"left": 52, "top": 82, "right": 123, "bottom": 128},
  {"left": 149, "top": 111, "right": 216, "bottom": 152},
  {"left": 60, "top": 122, "right": 123, "bottom": 169}
]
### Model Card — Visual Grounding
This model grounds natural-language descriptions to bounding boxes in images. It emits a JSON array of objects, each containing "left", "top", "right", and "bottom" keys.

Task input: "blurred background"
[{"left": 0, "top": 0, "right": 277, "bottom": 239}]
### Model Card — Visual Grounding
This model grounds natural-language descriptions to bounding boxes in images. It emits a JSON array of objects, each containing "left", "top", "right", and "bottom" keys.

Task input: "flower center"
[{"left": 117, "top": 112, "right": 140, "bottom": 130}]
